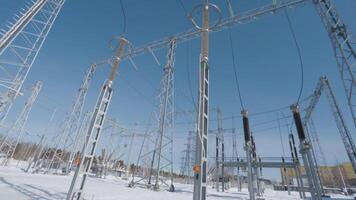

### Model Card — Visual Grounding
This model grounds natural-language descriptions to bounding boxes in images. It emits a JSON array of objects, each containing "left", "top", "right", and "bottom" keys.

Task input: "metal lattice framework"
[
  {"left": 0, "top": 81, "right": 42, "bottom": 165},
  {"left": 209, "top": 109, "right": 233, "bottom": 192},
  {"left": 0, "top": 0, "right": 65, "bottom": 122},
  {"left": 302, "top": 76, "right": 356, "bottom": 173},
  {"left": 314, "top": 0, "right": 356, "bottom": 128},
  {"left": 47, "top": 62, "right": 97, "bottom": 174},
  {"left": 130, "top": 39, "right": 176, "bottom": 190},
  {"left": 66, "top": 37, "right": 128, "bottom": 200},
  {"left": 151, "top": 39, "right": 176, "bottom": 191},
  {"left": 179, "top": 130, "right": 195, "bottom": 183},
  {"left": 119, "top": 0, "right": 308, "bottom": 60},
  {"left": 25, "top": 108, "right": 56, "bottom": 172}
]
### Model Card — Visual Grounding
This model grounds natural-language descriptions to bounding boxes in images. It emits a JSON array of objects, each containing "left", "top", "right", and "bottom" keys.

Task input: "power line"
[
  {"left": 284, "top": 10, "right": 304, "bottom": 104},
  {"left": 177, "top": 0, "right": 196, "bottom": 111},
  {"left": 119, "top": 0, "right": 127, "bottom": 35},
  {"left": 228, "top": 28, "right": 245, "bottom": 110},
  {"left": 177, "top": 0, "right": 188, "bottom": 17},
  {"left": 186, "top": 42, "right": 197, "bottom": 111}
]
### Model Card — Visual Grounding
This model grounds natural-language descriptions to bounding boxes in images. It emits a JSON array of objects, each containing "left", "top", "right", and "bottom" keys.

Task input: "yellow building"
[{"left": 281, "top": 162, "right": 356, "bottom": 187}]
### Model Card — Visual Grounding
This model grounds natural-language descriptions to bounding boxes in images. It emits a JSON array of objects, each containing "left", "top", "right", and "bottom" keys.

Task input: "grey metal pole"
[
  {"left": 215, "top": 136, "right": 219, "bottom": 192},
  {"left": 193, "top": 2, "right": 210, "bottom": 200},
  {"left": 290, "top": 133, "right": 306, "bottom": 198},
  {"left": 291, "top": 105, "right": 322, "bottom": 200},
  {"left": 221, "top": 136, "right": 225, "bottom": 192},
  {"left": 242, "top": 110, "right": 255, "bottom": 200},
  {"left": 66, "top": 37, "right": 128, "bottom": 200}
]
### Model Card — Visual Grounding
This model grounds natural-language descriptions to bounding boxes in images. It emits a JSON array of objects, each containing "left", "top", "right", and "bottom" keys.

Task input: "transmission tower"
[
  {"left": 0, "top": 81, "right": 42, "bottom": 165},
  {"left": 47, "top": 62, "right": 98, "bottom": 174},
  {"left": 0, "top": 0, "right": 65, "bottom": 123},
  {"left": 314, "top": 0, "right": 356, "bottom": 127},
  {"left": 180, "top": 130, "right": 195, "bottom": 183},
  {"left": 303, "top": 76, "right": 356, "bottom": 173},
  {"left": 129, "top": 39, "right": 176, "bottom": 191},
  {"left": 305, "top": 117, "right": 336, "bottom": 188},
  {"left": 26, "top": 108, "right": 56, "bottom": 172},
  {"left": 150, "top": 38, "right": 176, "bottom": 191}
]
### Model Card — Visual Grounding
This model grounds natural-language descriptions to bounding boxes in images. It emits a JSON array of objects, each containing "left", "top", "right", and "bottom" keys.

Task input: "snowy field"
[{"left": 0, "top": 163, "right": 354, "bottom": 200}]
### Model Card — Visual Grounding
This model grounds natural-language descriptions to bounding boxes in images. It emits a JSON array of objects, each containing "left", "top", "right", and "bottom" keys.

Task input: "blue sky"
[{"left": 1, "top": 0, "right": 356, "bottom": 180}]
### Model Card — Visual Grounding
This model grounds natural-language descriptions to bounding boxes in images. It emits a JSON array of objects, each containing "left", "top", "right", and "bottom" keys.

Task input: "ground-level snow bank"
[{"left": 0, "top": 165, "right": 353, "bottom": 200}]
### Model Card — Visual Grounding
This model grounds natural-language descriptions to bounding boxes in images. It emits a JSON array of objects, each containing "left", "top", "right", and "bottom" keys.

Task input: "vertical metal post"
[
  {"left": 289, "top": 133, "right": 305, "bottom": 198},
  {"left": 26, "top": 108, "right": 56, "bottom": 172},
  {"left": 66, "top": 37, "right": 128, "bottom": 200},
  {"left": 193, "top": 1, "right": 210, "bottom": 200},
  {"left": 242, "top": 110, "right": 255, "bottom": 200},
  {"left": 291, "top": 105, "right": 322, "bottom": 200},
  {"left": 251, "top": 134, "right": 260, "bottom": 197},
  {"left": 221, "top": 135, "right": 225, "bottom": 192},
  {"left": 215, "top": 135, "right": 219, "bottom": 192},
  {"left": 337, "top": 163, "right": 348, "bottom": 195},
  {"left": 0, "top": 81, "right": 42, "bottom": 165}
]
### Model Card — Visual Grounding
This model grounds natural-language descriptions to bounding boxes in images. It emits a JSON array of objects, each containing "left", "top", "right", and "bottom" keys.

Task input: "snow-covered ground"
[{"left": 0, "top": 163, "right": 353, "bottom": 200}]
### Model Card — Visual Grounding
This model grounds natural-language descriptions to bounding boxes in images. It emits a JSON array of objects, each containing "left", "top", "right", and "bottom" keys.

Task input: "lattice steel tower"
[
  {"left": 0, "top": 81, "right": 42, "bottom": 165},
  {"left": 151, "top": 39, "right": 176, "bottom": 191},
  {"left": 314, "top": 0, "right": 356, "bottom": 127},
  {"left": 303, "top": 76, "right": 356, "bottom": 173},
  {"left": 180, "top": 131, "right": 195, "bottom": 183},
  {"left": 47, "top": 63, "right": 97, "bottom": 173},
  {"left": 0, "top": 0, "right": 65, "bottom": 123}
]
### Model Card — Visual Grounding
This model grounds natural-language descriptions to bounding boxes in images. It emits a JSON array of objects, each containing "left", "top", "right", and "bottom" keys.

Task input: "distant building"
[{"left": 281, "top": 162, "right": 356, "bottom": 188}]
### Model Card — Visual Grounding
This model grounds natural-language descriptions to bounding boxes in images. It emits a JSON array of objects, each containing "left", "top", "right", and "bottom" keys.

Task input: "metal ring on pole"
[
  {"left": 108, "top": 36, "right": 139, "bottom": 70},
  {"left": 188, "top": 3, "right": 222, "bottom": 31},
  {"left": 109, "top": 36, "right": 131, "bottom": 52}
]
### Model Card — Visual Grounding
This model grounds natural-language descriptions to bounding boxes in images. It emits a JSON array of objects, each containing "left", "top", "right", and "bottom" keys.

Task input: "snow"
[{"left": 0, "top": 163, "right": 354, "bottom": 200}]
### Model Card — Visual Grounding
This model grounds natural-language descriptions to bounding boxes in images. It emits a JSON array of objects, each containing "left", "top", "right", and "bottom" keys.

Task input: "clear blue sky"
[{"left": 1, "top": 0, "right": 356, "bottom": 180}]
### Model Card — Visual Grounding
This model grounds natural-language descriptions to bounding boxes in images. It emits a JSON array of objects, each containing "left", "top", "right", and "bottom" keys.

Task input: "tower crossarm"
[
  {"left": 119, "top": 0, "right": 309, "bottom": 60},
  {"left": 302, "top": 78, "right": 324, "bottom": 125}
]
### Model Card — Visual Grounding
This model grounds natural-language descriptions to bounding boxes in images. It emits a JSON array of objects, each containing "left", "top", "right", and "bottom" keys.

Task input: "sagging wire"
[
  {"left": 228, "top": 28, "right": 245, "bottom": 110},
  {"left": 119, "top": 0, "right": 127, "bottom": 35},
  {"left": 177, "top": 0, "right": 197, "bottom": 111},
  {"left": 178, "top": 0, "right": 189, "bottom": 17},
  {"left": 186, "top": 42, "right": 197, "bottom": 111},
  {"left": 284, "top": 10, "right": 304, "bottom": 105},
  {"left": 277, "top": 112, "right": 286, "bottom": 157}
]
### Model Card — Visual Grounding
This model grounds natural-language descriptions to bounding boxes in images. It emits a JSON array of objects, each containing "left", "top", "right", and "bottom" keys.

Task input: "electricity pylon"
[
  {"left": 314, "top": 0, "right": 356, "bottom": 127},
  {"left": 303, "top": 76, "right": 356, "bottom": 173},
  {"left": 0, "top": 81, "right": 42, "bottom": 165},
  {"left": 26, "top": 108, "right": 56, "bottom": 172},
  {"left": 180, "top": 131, "right": 195, "bottom": 183},
  {"left": 151, "top": 39, "right": 176, "bottom": 191},
  {"left": 48, "top": 63, "right": 98, "bottom": 174},
  {"left": 129, "top": 39, "right": 176, "bottom": 191},
  {"left": 0, "top": 0, "right": 65, "bottom": 123}
]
